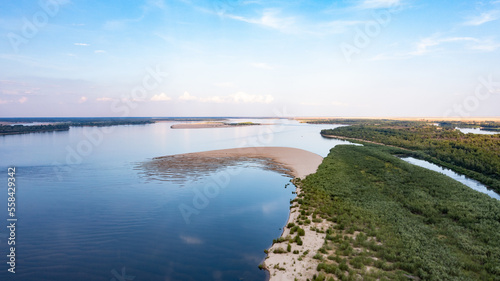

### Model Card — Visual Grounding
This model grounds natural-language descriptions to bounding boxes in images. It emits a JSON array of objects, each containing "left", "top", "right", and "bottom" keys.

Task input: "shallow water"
[
  {"left": 0, "top": 120, "right": 350, "bottom": 281},
  {"left": 401, "top": 157, "right": 500, "bottom": 200}
]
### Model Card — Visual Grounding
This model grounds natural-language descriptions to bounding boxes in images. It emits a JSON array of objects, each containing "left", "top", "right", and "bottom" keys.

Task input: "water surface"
[
  {"left": 401, "top": 157, "right": 500, "bottom": 200},
  {"left": 0, "top": 120, "right": 349, "bottom": 281},
  {"left": 456, "top": 127, "right": 499, "bottom": 135}
]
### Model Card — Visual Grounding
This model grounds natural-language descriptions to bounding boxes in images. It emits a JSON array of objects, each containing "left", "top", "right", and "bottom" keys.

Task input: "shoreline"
[{"left": 264, "top": 181, "right": 333, "bottom": 281}]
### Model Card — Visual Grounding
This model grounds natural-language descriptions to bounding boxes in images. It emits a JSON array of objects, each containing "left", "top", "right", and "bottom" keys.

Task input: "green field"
[{"left": 296, "top": 144, "right": 500, "bottom": 281}]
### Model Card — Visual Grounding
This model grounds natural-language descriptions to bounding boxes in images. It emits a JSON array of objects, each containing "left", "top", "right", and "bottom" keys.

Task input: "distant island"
[
  {"left": 0, "top": 117, "right": 269, "bottom": 135},
  {"left": 170, "top": 121, "right": 261, "bottom": 129},
  {"left": 0, "top": 118, "right": 155, "bottom": 135}
]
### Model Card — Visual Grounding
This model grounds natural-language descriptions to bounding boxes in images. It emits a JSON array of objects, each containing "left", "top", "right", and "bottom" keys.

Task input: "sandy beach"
[{"left": 264, "top": 187, "right": 333, "bottom": 281}]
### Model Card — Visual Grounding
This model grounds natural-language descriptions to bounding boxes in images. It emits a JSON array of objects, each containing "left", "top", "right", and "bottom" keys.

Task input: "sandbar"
[
  {"left": 170, "top": 122, "right": 261, "bottom": 129},
  {"left": 147, "top": 147, "right": 322, "bottom": 180}
]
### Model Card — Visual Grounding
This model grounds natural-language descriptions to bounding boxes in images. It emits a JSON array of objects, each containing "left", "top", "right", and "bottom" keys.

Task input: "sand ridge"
[{"left": 149, "top": 146, "right": 323, "bottom": 180}]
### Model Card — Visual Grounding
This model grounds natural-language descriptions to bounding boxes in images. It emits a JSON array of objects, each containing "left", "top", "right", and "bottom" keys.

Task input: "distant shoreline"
[{"left": 170, "top": 122, "right": 262, "bottom": 129}]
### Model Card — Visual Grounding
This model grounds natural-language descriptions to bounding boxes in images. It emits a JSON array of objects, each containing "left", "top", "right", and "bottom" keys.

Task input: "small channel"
[
  {"left": 401, "top": 157, "right": 500, "bottom": 200},
  {"left": 456, "top": 127, "right": 499, "bottom": 135}
]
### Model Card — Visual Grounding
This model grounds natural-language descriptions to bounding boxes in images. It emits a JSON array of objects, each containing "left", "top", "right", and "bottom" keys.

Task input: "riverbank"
[{"left": 264, "top": 182, "right": 333, "bottom": 281}]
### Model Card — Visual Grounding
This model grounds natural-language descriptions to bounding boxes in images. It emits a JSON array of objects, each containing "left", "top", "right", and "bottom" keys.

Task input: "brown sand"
[
  {"left": 188, "top": 147, "right": 323, "bottom": 179},
  {"left": 145, "top": 147, "right": 323, "bottom": 180}
]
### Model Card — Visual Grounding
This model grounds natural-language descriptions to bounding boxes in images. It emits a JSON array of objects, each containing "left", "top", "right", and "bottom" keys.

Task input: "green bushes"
[
  {"left": 301, "top": 144, "right": 500, "bottom": 280},
  {"left": 297, "top": 228, "right": 306, "bottom": 236},
  {"left": 313, "top": 253, "right": 324, "bottom": 260},
  {"left": 273, "top": 247, "right": 287, "bottom": 254},
  {"left": 321, "top": 123, "right": 500, "bottom": 192}
]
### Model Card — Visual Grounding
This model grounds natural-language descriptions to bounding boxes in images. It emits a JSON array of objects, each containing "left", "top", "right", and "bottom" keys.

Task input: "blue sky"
[{"left": 0, "top": 0, "right": 499, "bottom": 117}]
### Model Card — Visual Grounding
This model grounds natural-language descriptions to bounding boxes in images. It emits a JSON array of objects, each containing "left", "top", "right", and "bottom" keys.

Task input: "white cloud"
[
  {"left": 468, "top": 40, "right": 500, "bottom": 51},
  {"left": 178, "top": 91, "right": 274, "bottom": 104},
  {"left": 464, "top": 10, "right": 499, "bottom": 26},
  {"left": 0, "top": 99, "right": 9, "bottom": 104},
  {"left": 94, "top": 50, "right": 106, "bottom": 54},
  {"left": 226, "top": 9, "right": 295, "bottom": 32},
  {"left": 145, "top": 0, "right": 166, "bottom": 10},
  {"left": 316, "top": 20, "right": 364, "bottom": 35},
  {"left": 96, "top": 97, "right": 113, "bottom": 102},
  {"left": 179, "top": 235, "right": 202, "bottom": 245},
  {"left": 357, "top": 0, "right": 401, "bottom": 9},
  {"left": 372, "top": 36, "right": 499, "bottom": 60},
  {"left": 74, "top": 43, "right": 90, "bottom": 46},
  {"left": 178, "top": 91, "right": 197, "bottom": 101},
  {"left": 409, "top": 36, "right": 500, "bottom": 56},
  {"left": 18, "top": 97, "right": 27, "bottom": 104},
  {"left": 150, "top": 93, "right": 172, "bottom": 101},
  {"left": 78, "top": 96, "right": 87, "bottom": 103},
  {"left": 250, "top": 62, "right": 273, "bottom": 70}
]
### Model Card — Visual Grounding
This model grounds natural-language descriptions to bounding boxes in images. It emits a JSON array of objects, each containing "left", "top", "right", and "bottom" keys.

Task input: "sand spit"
[
  {"left": 147, "top": 147, "right": 323, "bottom": 180},
  {"left": 170, "top": 122, "right": 261, "bottom": 129}
]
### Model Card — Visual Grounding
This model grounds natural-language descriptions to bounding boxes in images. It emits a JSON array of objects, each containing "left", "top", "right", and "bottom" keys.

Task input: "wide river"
[
  {"left": 0, "top": 119, "right": 350, "bottom": 281},
  {"left": 1, "top": 119, "right": 497, "bottom": 280}
]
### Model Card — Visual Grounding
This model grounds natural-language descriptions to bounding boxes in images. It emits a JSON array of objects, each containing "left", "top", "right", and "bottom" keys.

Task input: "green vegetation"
[
  {"left": 297, "top": 144, "right": 500, "bottom": 280},
  {"left": 321, "top": 122, "right": 500, "bottom": 193},
  {"left": 439, "top": 121, "right": 500, "bottom": 132},
  {"left": 0, "top": 118, "right": 154, "bottom": 135},
  {"left": 0, "top": 124, "right": 70, "bottom": 135},
  {"left": 226, "top": 122, "right": 260, "bottom": 126}
]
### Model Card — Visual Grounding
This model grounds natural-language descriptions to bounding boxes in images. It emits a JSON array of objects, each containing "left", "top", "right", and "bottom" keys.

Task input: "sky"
[{"left": 0, "top": 0, "right": 499, "bottom": 117}]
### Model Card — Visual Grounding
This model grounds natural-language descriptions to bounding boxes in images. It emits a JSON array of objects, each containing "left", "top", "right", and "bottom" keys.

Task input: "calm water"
[
  {"left": 0, "top": 119, "right": 350, "bottom": 281},
  {"left": 456, "top": 127, "right": 499, "bottom": 135},
  {"left": 401, "top": 157, "right": 500, "bottom": 200}
]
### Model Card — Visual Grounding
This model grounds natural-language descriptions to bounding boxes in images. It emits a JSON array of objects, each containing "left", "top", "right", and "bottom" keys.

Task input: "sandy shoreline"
[{"left": 264, "top": 184, "right": 333, "bottom": 281}]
